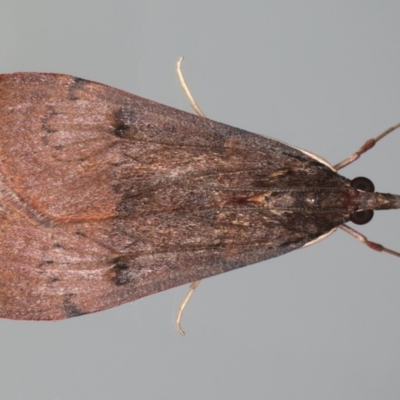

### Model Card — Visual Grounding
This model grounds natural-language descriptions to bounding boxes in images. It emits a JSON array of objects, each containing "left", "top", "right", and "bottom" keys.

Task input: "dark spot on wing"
[
  {"left": 63, "top": 294, "right": 85, "bottom": 317},
  {"left": 37, "top": 260, "right": 54, "bottom": 268},
  {"left": 113, "top": 107, "right": 136, "bottom": 138},
  {"left": 110, "top": 256, "right": 135, "bottom": 286},
  {"left": 68, "top": 77, "right": 88, "bottom": 100},
  {"left": 41, "top": 107, "right": 60, "bottom": 134}
]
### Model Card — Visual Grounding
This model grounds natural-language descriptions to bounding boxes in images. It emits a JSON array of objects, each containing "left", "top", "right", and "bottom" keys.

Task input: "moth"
[{"left": 0, "top": 63, "right": 399, "bottom": 332}]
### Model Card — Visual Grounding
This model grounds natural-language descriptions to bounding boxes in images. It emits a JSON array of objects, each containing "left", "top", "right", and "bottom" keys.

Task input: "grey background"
[{"left": 1, "top": 1, "right": 400, "bottom": 399}]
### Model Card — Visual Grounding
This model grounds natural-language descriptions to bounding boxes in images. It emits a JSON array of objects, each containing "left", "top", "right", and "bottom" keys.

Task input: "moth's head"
[{"left": 349, "top": 176, "right": 400, "bottom": 225}]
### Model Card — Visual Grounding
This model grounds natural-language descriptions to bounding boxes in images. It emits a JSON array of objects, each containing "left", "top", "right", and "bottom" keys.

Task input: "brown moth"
[{"left": 0, "top": 72, "right": 399, "bottom": 323}]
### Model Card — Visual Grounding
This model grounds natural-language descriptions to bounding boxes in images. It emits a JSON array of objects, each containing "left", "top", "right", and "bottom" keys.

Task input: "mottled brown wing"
[{"left": 0, "top": 73, "right": 348, "bottom": 319}]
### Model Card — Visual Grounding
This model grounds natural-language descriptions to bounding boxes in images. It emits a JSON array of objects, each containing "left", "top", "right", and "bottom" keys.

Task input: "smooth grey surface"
[{"left": 1, "top": 1, "right": 400, "bottom": 399}]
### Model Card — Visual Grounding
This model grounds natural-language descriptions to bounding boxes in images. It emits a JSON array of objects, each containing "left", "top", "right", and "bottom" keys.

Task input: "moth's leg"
[
  {"left": 177, "top": 56, "right": 206, "bottom": 118},
  {"left": 302, "top": 228, "right": 337, "bottom": 248},
  {"left": 334, "top": 122, "right": 400, "bottom": 170},
  {"left": 175, "top": 56, "right": 204, "bottom": 336},
  {"left": 175, "top": 280, "right": 201, "bottom": 336},
  {"left": 339, "top": 224, "right": 400, "bottom": 257}
]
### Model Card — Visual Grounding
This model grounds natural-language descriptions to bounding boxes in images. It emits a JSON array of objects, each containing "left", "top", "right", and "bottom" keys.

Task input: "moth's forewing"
[{"left": 0, "top": 74, "right": 348, "bottom": 319}]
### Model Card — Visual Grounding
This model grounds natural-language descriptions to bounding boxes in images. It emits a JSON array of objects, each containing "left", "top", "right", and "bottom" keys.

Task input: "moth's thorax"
[{"left": 244, "top": 187, "right": 389, "bottom": 213}]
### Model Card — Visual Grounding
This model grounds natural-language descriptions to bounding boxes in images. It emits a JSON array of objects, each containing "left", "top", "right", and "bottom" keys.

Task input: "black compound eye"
[
  {"left": 350, "top": 210, "right": 374, "bottom": 225},
  {"left": 350, "top": 177, "right": 375, "bottom": 192}
]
